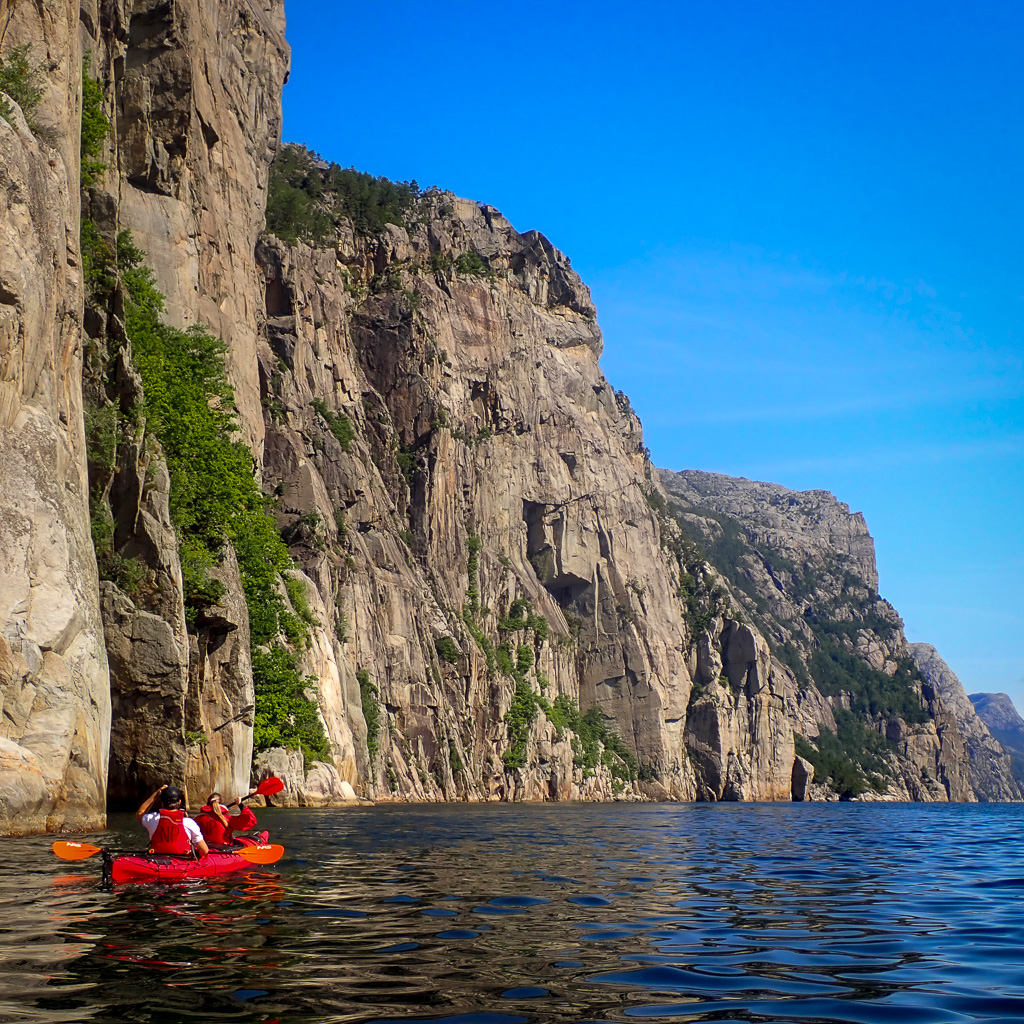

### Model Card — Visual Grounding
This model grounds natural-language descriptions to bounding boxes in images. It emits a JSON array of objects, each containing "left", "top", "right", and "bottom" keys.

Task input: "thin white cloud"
[
  {"left": 904, "top": 607, "right": 1024, "bottom": 628},
  {"left": 742, "top": 433, "right": 1024, "bottom": 476},
  {"left": 595, "top": 243, "right": 1020, "bottom": 373},
  {"left": 644, "top": 379, "right": 1024, "bottom": 426}
]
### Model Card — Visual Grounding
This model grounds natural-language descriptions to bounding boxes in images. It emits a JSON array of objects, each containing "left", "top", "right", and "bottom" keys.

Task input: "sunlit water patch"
[{"left": 2, "top": 802, "right": 1023, "bottom": 1023}]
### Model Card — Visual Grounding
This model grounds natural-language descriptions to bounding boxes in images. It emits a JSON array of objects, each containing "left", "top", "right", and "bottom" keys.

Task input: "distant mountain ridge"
[
  {"left": 658, "top": 470, "right": 1021, "bottom": 801},
  {"left": 970, "top": 693, "right": 1024, "bottom": 786},
  {"left": 910, "top": 646, "right": 1020, "bottom": 800}
]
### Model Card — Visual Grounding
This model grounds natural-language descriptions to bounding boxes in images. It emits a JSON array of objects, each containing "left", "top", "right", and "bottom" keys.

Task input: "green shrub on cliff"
[
  {"left": 310, "top": 398, "right": 355, "bottom": 452},
  {"left": 535, "top": 695, "right": 639, "bottom": 781},
  {"left": 357, "top": 669, "right": 381, "bottom": 758},
  {"left": 252, "top": 646, "right": 329, "bottom": 764},
  {"left": 795, "top": 713, "right": 892, "bottom": 799},
  {"left": 80, "top": 59, "right": 110, "bottom": 186},
  {"left": 454, "top": 250, "right": 494, "bottom": 278},
  {"left": 81, "top": 219, "right": 119, "bottom": 295},
  {"left": 502, "top": 680, "right": 539, "bottom": 769},
  {"left": 266, "top": 171, "right": 332, "bottom": 245},
  {"left": 0, "top": 43, "right": 44, "bottom": 133},
  {"left": 116, "top": 232, "right": 330, "bottom": 766},
  {"left": 435, "top": 636, "right": 460, "bottom": 664},
  {"left": 808, "top": 632, "right": 929, "bottom": 724}
]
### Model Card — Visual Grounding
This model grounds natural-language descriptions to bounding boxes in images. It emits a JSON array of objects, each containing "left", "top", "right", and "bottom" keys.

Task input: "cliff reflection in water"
[{"left": 2, "top": 802, "right": 1023, "bottom": 1023}]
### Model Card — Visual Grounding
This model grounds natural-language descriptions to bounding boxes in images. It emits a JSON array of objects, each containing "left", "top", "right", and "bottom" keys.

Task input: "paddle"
[
  {"left": 239, "top": 776, "right": 284, "bottom": 803},
  {"left": 235, "top": 843, "right": 285, "bottom": 864},
  {"left": 53, "top": 840, "right": 285, "bottom": 864}
]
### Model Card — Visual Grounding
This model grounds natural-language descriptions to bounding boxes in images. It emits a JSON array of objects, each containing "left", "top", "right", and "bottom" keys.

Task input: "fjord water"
[{"left": 2, "top": 803, "right": 1022, "bottom": 1024}]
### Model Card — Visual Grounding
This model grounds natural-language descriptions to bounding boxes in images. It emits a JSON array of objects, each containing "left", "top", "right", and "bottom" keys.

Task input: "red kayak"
[{"left": 104, "top": 833, "right": 271, "bottom": 884}]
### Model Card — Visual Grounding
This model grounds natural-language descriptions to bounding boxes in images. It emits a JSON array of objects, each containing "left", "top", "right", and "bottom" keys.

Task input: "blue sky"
[{"left": 281, "top": 1, "right": 1023, "bottom": 708}]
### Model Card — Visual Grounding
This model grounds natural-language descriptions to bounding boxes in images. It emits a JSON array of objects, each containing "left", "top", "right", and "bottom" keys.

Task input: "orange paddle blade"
[
  {"left": 52, "top": 841, "right": 103, "bottom": 861},
  {"left": 235, "top": 843, "right": 284, "bottom": 864}
]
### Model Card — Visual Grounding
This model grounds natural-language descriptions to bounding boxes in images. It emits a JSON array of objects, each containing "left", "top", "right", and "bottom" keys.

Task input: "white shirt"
[{"left": 141, "top": 812, "right": 204, "bottom": 847}]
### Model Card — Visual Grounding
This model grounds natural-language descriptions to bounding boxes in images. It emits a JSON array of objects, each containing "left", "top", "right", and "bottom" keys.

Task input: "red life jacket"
[
  {"left": 195, "top": 805, "right": 227, "bottom": 844},
  {"left": 149, "top": 809, "right": 192, "bottom": 855}
]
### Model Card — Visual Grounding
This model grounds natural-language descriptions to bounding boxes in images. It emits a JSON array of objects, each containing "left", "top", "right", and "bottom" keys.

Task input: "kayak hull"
[{"left": 105, "top": 833, "right": 271, "bottom": 884}]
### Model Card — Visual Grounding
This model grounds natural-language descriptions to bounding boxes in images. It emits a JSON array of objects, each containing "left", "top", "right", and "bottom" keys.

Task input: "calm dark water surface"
[{"left": 2, "top": 802, "right": 1022, "bottom": 1023}]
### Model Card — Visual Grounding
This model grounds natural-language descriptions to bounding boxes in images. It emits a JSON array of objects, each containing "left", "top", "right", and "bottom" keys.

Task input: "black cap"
[{"left": 162, "top": 786, "right": 183, "bottom": 807}]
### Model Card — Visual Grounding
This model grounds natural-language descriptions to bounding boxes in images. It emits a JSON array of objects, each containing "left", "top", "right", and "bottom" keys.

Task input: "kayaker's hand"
[{"left": 137, "top": 785, "right": 165, "bottom": 820}]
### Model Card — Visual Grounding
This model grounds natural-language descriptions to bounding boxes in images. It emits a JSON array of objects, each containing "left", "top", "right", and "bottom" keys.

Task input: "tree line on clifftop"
[{"left": 266, "top": 144, "right": 424, "bottom": 243}]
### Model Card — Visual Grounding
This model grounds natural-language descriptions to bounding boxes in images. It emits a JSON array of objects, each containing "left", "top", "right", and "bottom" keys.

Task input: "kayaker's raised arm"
[
  {"left": 223, "top": 794, "right": 260, "bottom": 843},
  {"left": 136, "top": 785, "right": 166, "bottom": 822}
]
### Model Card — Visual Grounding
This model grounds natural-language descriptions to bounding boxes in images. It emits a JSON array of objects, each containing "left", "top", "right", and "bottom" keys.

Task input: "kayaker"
[
  {"left": 194, "top": 793, "right": 230, "bottom": 843},
  {"left": 136, "top": 784, "right": 209, "bottom": 858},
  {"left": 195, "top": 790, "right": 261, "bottom": 846}
]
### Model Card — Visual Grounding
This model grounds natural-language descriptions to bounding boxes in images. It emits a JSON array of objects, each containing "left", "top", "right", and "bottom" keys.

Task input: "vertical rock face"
[
  {"left": 684, "top": 620, "right": 794, "bottom": 802},
  {"left": 182, "top": 543, "right": 254, "bottom": 803},
  {"left": 254, "top": 194, "right": 705, "bottom": 801},
  {"left": 0, "top": 2, "right": 110, "bottom": 833},
  {"left": 79, "top": 0, "right": 289, "bottom": 807},
  {"left": 112, "top": 0, "right": 290, "bottom": 454}
]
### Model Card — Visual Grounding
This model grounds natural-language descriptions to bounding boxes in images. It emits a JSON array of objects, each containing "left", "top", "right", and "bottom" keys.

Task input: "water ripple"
[{"left": 1, "top": 803, "right": 1023, "bottom": 1022}]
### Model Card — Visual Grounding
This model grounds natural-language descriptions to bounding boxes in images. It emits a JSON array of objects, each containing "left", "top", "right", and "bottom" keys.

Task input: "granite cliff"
[
  {"left": 251, "top": 151, "right": 803, "bottom": 805},
  {"left": 1, "top": 0, "right": 289, "bottom": 830},
  {"left": 0, "top": 1, "right": 1007, "bottom": 833},
  {"left": 80, "top": 0, "right": 289, "bottom": 810},
  {"left": 1, "top": 0, "right": 108, "bottom": 834}
]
